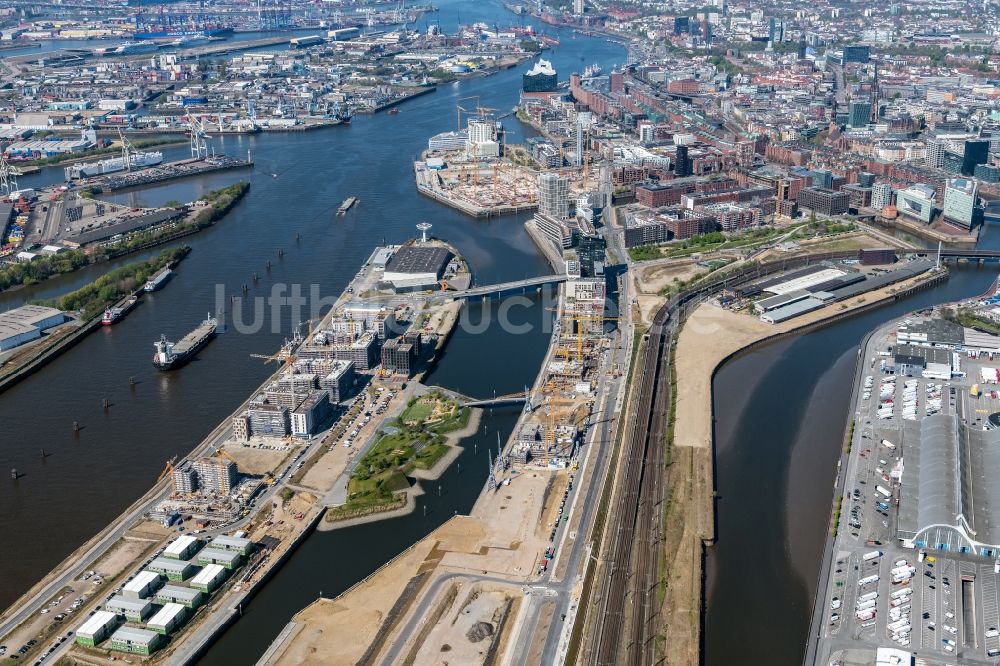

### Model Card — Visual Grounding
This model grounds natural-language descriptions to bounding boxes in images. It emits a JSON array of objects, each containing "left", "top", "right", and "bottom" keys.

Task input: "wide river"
[
  {"left": 0, "top": 0, "right": 626, "bottom": 661},
  {"left": 706, "top": 252, "right": 1000, "bottom": 665},
  {"left": 6, "top": 4, "right": 997, "bottom": 662}
]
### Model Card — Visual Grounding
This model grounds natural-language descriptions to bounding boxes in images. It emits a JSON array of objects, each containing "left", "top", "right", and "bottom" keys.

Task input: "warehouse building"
[
  {"left": 898, "top": 414, "right": 1000, "bottom": 556},
  {"left": 190, "top": 562, "right": 228, "bottom": 593},
  {"left": 758, "top": 296, "right": 828, "bottom": 324},
  {"left": 105, "top": 595, "right": 153, "bottom": 622},
  {"left": 146, "top": 602, "right": 186, "bottom": 635},
  {"left": 197, "top": 547, "right": 242, "bottom": 569},
  {"left": 210, "top": 535, "right": 253, "bottom": 555},
  {"left": 896, "top": 318, "right": 964, "bottom": 347},
  {"left": 122, "top": 571, "right": 162, "bottom": 600},
  {"left": 0, "top": 304, "right": 65, "bottom": 351},
  {"left": 163, "top": 534, "right": 201, "bottom": 560},
  {"left": 109, "top": 626, "right": 163, "bottom": 656},
  {"left": 381, "top": 245, "right": 452, "bottom": 292},
  {"left": 75, "top": 610, "right": 121, "bottom": 647},
  {"left": 894, "top": 344, "right": 952, "bottom": 379},
  {"left": 155, "top": 584, "right": 203, "bottom": 609},
  {"left": 147, "top": 557, "right": 195, "bottom": 582}
]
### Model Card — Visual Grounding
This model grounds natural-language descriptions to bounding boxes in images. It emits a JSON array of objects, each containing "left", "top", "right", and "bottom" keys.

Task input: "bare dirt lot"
[
  {"left": 222, "top": 443, "right": 293, "bottom": 476},
  {"left": 407, "top": 583, "right": 513, "bottom": 666}
]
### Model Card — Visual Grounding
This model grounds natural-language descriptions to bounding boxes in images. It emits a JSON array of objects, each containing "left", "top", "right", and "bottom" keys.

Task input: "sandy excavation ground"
[
  {"left": 221, "top": 443, "right": 291, "bottom": 476},
  {"left": 406, "top": 582, "right": 515, "bottom": 666},
  {"left": 267, "top": 467, "right": 564, "bottom": 665},
  {"left": 655, "top": 267, "right": 942, "bottom": 665}
]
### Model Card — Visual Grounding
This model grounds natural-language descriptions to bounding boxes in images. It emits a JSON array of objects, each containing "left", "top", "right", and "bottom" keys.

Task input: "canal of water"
[
  {"left": 0, "top": 1, "right": 625, "bottom": 661},
  {"left": 706, "top": 254, "right": 1000, "bottom": 665}
]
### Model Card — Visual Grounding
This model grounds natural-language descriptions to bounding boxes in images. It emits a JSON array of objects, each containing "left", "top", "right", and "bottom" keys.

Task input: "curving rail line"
[{"left": 589, "top": 251, "right": 862, "bottom": 664}]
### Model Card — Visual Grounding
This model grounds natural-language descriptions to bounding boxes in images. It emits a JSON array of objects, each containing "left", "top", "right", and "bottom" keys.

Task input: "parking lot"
[{"left": 816, "top": 321, "right": 1000, "bottom": 664}]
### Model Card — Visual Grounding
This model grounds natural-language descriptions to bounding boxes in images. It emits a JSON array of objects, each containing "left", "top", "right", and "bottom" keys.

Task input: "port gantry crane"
[
  {"left": 118, "top": 127, "right": 139, "bottom": 172},
  {"left": 188, "top": 116, "right": 210, "bottom": 159},
  {"left": 0, "top": 153, "right": 20, "bottom": 197}
]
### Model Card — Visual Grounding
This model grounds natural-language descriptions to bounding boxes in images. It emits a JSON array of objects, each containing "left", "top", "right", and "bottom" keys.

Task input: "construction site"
[
  {"left": 256, "top": 260, "right": 625, "bottom": 666},
  {"left": 504, "top": 280, "right": 615, "bottom": 471},
  {"left": 414, "top": 98, "right": 601, "bottom": 219}
]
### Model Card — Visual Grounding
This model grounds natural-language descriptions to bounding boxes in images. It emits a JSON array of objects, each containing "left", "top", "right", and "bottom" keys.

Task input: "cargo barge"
[
  {"left": 153, "top": 314, "right": 217, "bottom": 370},
  {"left": 337, "top": 197, "right": 358, "bottom": 215},
  {"left": 64, "top": 151, "right": 163, "bottom": 181},
  {"left": 102, "top": 295, "right": 139, "bottom": 325},
  {"left": 144, "top": 267, "right": 173, "bottom": 292},
  {"left": 82, "top": 156, "right": 252, "bottom": 193}
]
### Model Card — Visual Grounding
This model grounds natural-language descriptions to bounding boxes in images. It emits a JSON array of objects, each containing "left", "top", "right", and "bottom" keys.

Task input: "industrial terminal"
[{"left": 811, "top": 299, "right": 1000, "bottom": 664}]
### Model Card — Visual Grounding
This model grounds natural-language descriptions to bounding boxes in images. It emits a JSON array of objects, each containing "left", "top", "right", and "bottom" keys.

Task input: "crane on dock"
[{"left": 0, "top": 153, "right": 20, "bottom": 197}]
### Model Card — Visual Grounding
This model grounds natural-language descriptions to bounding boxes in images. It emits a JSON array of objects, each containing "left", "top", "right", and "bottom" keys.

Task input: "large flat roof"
[
  {"left": 123, "top": 571, "right": 160, "bottom": 593},
  {"left": 0, "top": 304, "right": 62, "bottom": 328},
  {"left": 898, "top": 414, "right": 1000, "bottom": 549},
  {"left": 383, "top": 245, "right": 451, "bottom": 276},
  {"left": 147, "top": 602, "right": 185, "bottom": 627},
  {"left": 198, "top": 547, "right": 240, "bottom": 563},
  {"left": 148, "top": 557, "right": 192, "bottom": 572},
  {"left": 156, "top": 584, "right": 200, "bottom": 601},
  {"left": 111, "top": 626, "right": 159, "bottom": 644},
  {"left": 210, "top": 535, "right": 252, "bottom": 549},
  {"left": 105, "top": 595, "right": 150, "bottom": 612},
  {"left": 77, "top": 610, "right": 118, "bottom": 637},
  {"left": 70, "top": 209, "right": 178, "bottom": 246},
  {"left": 191, "top": 563, "right": 226, "bottom": 585},
  {"left": 164, "top": 534, "right": 199, "bottom": 556}
]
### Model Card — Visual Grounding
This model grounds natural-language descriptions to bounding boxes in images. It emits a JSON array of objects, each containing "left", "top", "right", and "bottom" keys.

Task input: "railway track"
[{"left": 588, "top": 251, "right": 864, "bottom": 664}]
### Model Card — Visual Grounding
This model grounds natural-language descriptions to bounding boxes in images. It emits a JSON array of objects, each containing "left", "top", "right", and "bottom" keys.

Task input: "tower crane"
[
  {"left": 157, "top": 456, "right": 179, "bottom": 483},
  {"left": 570, "top": 313, "right": 620, "bottom": 364},
  {"left": 456, "top": 95, "right": 480, "bottom": 131}
]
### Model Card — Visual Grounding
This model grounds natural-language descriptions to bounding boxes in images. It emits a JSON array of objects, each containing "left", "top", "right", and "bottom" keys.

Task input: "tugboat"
[
  {"left": 102, "top": 295, "right": 139, "bottom": 325},
  {"left": 387, "top": 107, "right": 400, "bottom": 115},
  {"left": 152, "top": 314, "right": 218, "bottom": 370}
]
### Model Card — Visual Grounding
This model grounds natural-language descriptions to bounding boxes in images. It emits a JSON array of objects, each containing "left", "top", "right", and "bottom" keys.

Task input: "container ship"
[
  {"left": 102, "top": 295, "right": 138, "bottom": 326},
  {"left": 133, "top": 26, "right": 233, "bottom": 40},
  {"left": 144, "top": 267, "right": 173, "bottom": 292},
  {"left": 152, "top": 314, "right": 218, "bottom": 370},
  {"left": 64, "top": 151, "right": 163, "bottom": 181}
]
